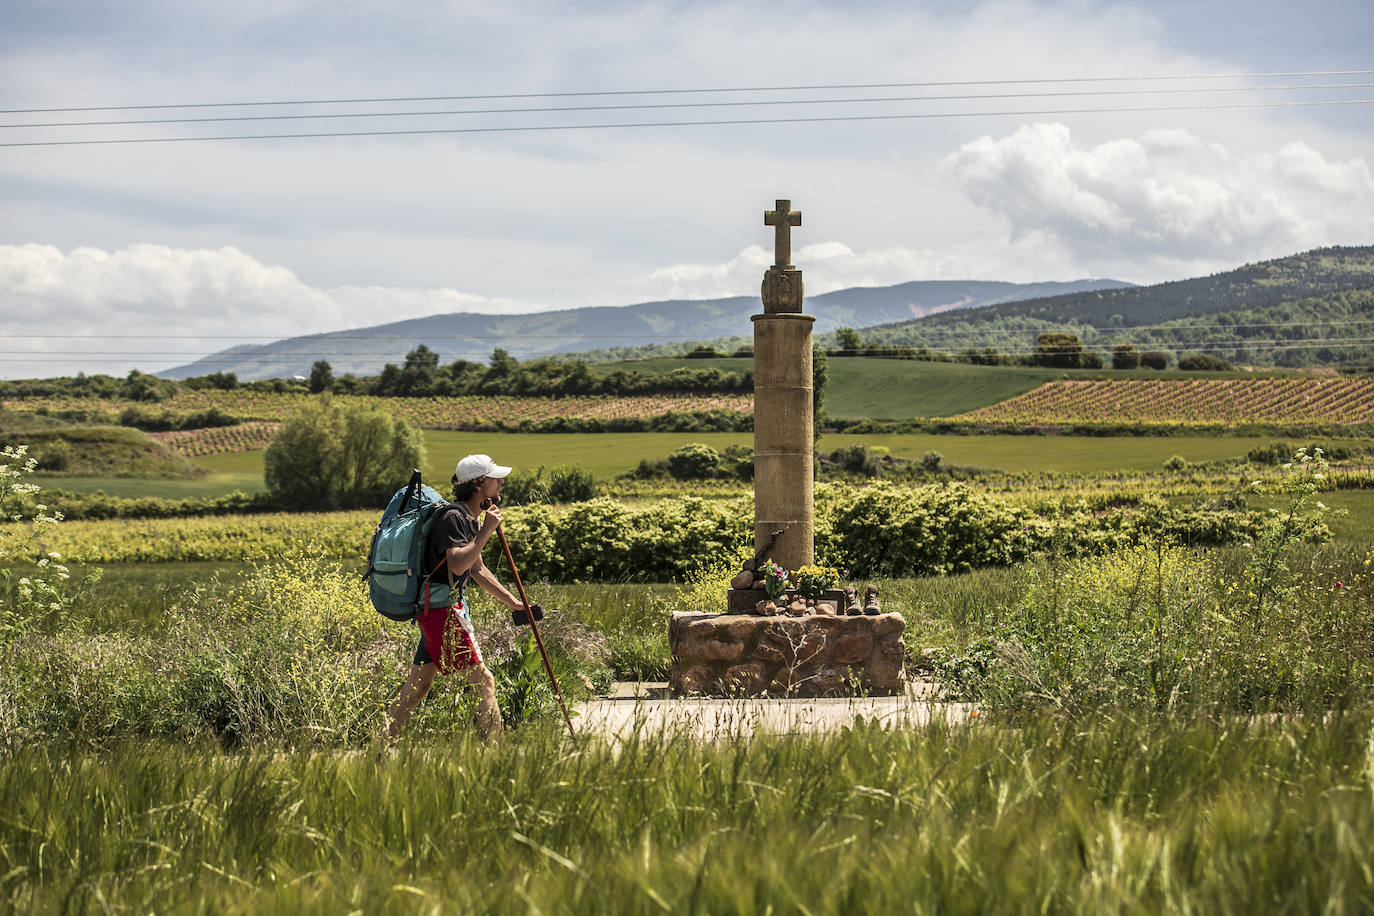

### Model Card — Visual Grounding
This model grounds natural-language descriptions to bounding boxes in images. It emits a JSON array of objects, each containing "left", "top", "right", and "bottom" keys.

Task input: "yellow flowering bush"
[{"left": 792, "top": 564, "right": 839, "bottom": 598}]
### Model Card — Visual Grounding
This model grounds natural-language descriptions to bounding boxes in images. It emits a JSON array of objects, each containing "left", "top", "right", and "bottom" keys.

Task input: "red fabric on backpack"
[
  {"left": 416, "top": 604, "right": 481, "bottom": 674},
  {"left": 421, "top": 561, "right": 482, "bottom": 674}
]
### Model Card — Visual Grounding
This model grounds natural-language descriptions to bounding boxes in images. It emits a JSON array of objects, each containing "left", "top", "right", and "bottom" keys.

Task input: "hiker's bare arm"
[
  {"left": 443, "top": 506, "right": 503, "bottom": 577},
  {"left": 471, "top": 562, "right": 524, "bottom": 611}
]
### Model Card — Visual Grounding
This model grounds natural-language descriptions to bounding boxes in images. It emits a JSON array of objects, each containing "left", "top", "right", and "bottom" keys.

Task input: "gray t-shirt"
[{"left": 424, "top": 503, "right": 481, "bottom": 599}]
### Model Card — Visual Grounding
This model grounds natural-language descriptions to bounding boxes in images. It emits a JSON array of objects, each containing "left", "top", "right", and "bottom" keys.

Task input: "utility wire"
[
  {"left": 3, "top": 98, "right": 1371, "bottom": 149},
  {"left": 8, "top": 82, "right": 1371, "bottom": 130},
  {"left": 6, "top": 69, "right": 1373, "bottom": 114}
]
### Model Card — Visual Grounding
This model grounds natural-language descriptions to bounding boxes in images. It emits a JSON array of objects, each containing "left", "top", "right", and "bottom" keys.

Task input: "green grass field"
[
  {"left": 36, "top": 431, "right": 1365, "bottom": 499},
  {"left": 596, "top": 356, "right": 1281, "bottom": 419},
  {"left": 32, "top": 471, "right": 266, "bottom": 498}
]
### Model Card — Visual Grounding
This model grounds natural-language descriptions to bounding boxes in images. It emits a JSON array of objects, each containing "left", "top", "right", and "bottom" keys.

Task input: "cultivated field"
[
  {"left": 2, "top": 390, "right": 751, "bottom": 428},
  {"left": 148, "top": 420, "right": 278, "bottom": 456},
  {"left": 955, "top": 376, "right": 1374, "bottom": 427}
]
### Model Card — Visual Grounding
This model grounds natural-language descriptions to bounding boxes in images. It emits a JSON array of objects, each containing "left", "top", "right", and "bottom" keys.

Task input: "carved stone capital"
[{"left": 761, "top": 267, "right": 804, "bottom": 313}]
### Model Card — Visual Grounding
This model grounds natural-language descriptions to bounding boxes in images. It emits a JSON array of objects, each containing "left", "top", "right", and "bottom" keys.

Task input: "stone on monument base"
[
  {"left": 727, "top": 588, "right": 844, "bottom": 614},
  {"left": 669, "top": 611, "right": 906, "bottom": 698}
]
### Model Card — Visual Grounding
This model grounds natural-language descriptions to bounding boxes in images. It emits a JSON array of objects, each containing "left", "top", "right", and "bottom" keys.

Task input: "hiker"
[{"left": 385, "top": 454, "right": 525, "bottom": 741}]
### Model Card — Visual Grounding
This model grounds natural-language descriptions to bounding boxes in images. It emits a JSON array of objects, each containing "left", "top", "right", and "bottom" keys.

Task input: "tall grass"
[
  {"left": 0, "top": 547, "right": 617, "bottom": 748},
  {"left": 2, "top": 711, "right": 1372, "bottom": 912}
]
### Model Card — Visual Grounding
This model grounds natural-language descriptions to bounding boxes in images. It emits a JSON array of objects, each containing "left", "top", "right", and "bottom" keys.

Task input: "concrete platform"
[{"left": 574, "top": 680, "right": 977, "bottom": 741}]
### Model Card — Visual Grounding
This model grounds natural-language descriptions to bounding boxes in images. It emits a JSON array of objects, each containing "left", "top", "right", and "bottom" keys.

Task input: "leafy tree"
[
  {"left": 1140, "top": 350, "right": 1171, "bottom": 370},
  {"left": 400, "top": 344, "right": 440, "bottom": 396},
  {"left": 480, "top": 348, "right": 522, "bottom": 394},
  {"left": 264, "top": 398, "right": 424, "bottom": 509},
  {"left": 372, "top": 363, "right": 403, "bottom": 396},
  {"left": 309, "top": 360, "right": 333, "bottom": 394},
  {"left": 834, "top": 327, "right": 863, "bottom": 354}
]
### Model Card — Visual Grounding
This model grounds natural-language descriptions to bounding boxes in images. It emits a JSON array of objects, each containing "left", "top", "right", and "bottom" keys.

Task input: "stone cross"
[
  {"left": 752, "top": 198, "right": 815, "bottom": 573},
  {"left": 764, "top": 200, "right": 801, "bottom": 269}
]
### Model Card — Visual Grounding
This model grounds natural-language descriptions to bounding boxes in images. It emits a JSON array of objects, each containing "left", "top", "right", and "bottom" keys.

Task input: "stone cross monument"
[{"left": 753, "top": 199, "right": 814, "bottom": 572}]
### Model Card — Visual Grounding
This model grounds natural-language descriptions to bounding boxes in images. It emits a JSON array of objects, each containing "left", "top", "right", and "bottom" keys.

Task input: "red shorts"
[{"left": 415, "top": 602, "right": 483, "bottom": 674}]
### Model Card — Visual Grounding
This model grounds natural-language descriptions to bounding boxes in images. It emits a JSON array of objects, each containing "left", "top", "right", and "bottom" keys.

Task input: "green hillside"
[
  {"left": 160, "top": 278, "right": 1126, "bottom": 381},
  {"left": 859, "top": 247, "right": 1374, "bottom": 367},
  {"left": 2, "top": 426, "right": 206, "bottom": 479}
]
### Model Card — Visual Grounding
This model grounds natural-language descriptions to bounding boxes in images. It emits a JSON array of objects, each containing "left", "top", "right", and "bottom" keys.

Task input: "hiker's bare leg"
[
  {"left": 387, "top": 662, "right": 437, "bottom": 740},
  {"left": 466, "top": 661, "right": 503, "bottom": 738}
]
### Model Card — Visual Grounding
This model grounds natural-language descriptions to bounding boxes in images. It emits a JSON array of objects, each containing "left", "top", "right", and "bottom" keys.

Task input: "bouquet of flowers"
[
  {"left": 759, "top": 559, "right": 790, "bottom": 600},
  {"left": 792, "top": 564, "right": 839, "bottom": 599}
]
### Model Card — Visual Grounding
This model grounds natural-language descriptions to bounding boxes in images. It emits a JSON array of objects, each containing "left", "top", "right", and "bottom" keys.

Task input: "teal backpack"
[{"left": 363, "top": 470, "right": 456, "bottom": 621}]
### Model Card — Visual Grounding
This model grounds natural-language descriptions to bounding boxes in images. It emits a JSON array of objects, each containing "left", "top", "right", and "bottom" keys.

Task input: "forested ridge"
[{"left": 854, "top": 246, "right": 1374, "bottom": 367}]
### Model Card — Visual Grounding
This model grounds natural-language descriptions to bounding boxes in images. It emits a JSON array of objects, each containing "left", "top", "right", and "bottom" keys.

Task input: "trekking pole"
[{"left": 491, "top": 518, "right": 577, "bottom": 739}]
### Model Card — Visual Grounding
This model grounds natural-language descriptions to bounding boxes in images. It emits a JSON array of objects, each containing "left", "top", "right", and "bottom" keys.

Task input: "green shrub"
[
  {"left": 33, "top": 438, "right": 72, "bottom": 471},
  {"left": 1112, "top": 342, "right": 1141, "bottom": 370},
  {"left": 1140, "top": 350, "right": 1170, "bottom": 370},
  {"left": 501, "top": 467, "right": 550, "bottom": 505},
  {"left": 547, "top": 465, "right": 596, "bottom": 502},
  {"left": 1246, "top": 441, "right": 1356, "bottom": 465},
  {"left": 502, "top": 465, "right": 596, "bottom": 504},
  {"left": 665, "top": 443, "right": 725, "bottom": 480},
  {"left": 1178, "top": 353, "right": 1234, "bottom": 371}
]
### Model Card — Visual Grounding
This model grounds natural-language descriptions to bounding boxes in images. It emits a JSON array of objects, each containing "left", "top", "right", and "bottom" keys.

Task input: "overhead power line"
[
  {"left": 5, "top": 69, "right": 1372, "bottom": 115},
  {"left": 7, "top": 82, "right": 1371, "bottom": 130},
  {"left": 3, "top": 98, "right": 1371, "bottom": 148}
]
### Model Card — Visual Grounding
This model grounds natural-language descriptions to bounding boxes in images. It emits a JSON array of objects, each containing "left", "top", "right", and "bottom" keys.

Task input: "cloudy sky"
[{"left": 1, "top": 0, "right": 1372, "bottom": 377}]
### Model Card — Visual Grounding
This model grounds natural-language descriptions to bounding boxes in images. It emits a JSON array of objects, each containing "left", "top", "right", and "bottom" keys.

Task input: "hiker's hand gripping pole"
[{"left": 484, "top": 498, "right": 576, "bottom": 739}]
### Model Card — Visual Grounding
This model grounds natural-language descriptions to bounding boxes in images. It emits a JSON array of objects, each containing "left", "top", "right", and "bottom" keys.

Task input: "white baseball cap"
[{"left": 453, "top": 453, "right": 512, "bottom": 484}]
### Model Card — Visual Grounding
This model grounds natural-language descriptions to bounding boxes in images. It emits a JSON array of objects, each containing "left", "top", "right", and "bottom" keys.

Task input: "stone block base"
[{"left": 669, "top": 612, "right": 906, "bottom": 697}]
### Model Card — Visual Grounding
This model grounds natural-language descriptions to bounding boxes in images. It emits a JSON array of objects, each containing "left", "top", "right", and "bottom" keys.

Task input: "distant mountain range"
[{"left": 160, "top": 278, "right": 1129, "bottom": 380}]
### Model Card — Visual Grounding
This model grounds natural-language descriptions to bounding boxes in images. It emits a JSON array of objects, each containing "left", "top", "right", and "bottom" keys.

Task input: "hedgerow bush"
[
  {"left": 823, "top": 482, "right": 1273, "bottom": 578},
  {"left": 24, "top": 488, "right": 1274, "bottom": 581},
  {"left": 501, "top": 496, "right": 749, "bottom": 582}
]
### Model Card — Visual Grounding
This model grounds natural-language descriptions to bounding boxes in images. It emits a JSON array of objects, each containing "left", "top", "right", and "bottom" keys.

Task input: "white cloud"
[
  {"left": 0, "top": 243, "right": 556, "bottom": 377},
  {"left": 0, "top": 243, "right": 339, "bottom": 328},
  {"left": 938, "top": 123, "right": 1374, "bottom": 273},
  {"left": 644, "top": 237, "right": 1080, "bottom": 301}
]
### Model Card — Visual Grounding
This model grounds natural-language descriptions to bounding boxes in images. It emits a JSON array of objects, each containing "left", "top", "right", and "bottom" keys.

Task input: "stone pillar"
[{"left": 754, "top": 199, "right": 814, "bottom": 571}]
